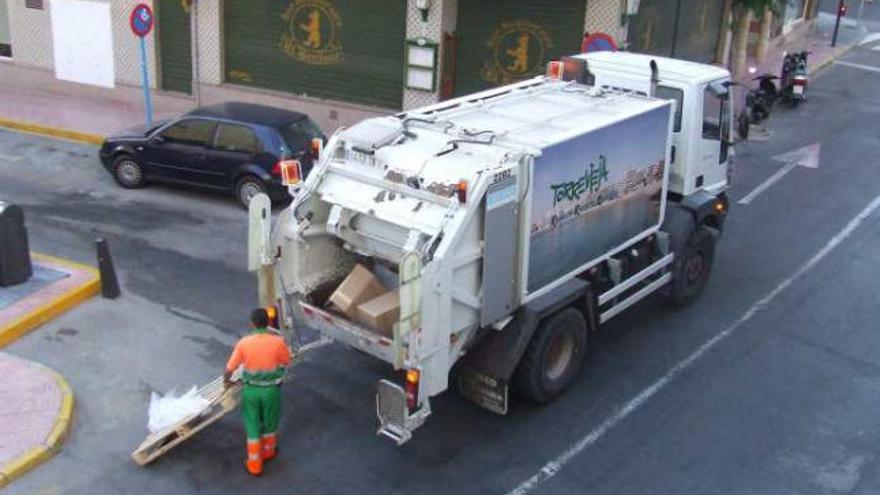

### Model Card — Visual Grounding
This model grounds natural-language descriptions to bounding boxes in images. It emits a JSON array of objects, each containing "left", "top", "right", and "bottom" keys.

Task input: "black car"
[{"left": 99, "top": 102, "right": 324, "bottom": 207}]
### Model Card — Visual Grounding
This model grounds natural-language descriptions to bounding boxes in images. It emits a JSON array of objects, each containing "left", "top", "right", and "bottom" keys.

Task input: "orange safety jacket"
[{"left": 226, "top": 328, "right": 292, "bottom": 386}]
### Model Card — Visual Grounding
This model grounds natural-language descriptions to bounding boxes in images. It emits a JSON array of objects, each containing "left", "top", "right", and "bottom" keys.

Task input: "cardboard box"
[
  {"left": 356, "top": 289, "right": 400, "bottom": 336},
  {"left": 329, "top": 264, "right": 387, "bottom": 320}
]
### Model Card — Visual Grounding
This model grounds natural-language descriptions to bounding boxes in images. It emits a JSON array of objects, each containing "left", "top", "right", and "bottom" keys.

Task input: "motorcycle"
[
  {"left": 780, "top": 51, "right": 810, "bottom": 106},
  {"left": 749, "top": 73, "right": 779, "bottom": 122}
]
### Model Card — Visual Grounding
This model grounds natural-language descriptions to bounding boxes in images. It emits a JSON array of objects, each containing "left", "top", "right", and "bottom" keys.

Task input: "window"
[
  {"left": 215, "top": 124, "right": 258, "bottom": 154},
  {"left": 160, "top": 119, "right": 216, "bottom": 146},
  {"left": 656, "top": 86, "right": 683, "bottom": 132},
  {"left": 278, "top": 119, "right": 322, "bottom": 154},
  {"left": 702, "top": 87, "right": 723, "bottom": 141}
]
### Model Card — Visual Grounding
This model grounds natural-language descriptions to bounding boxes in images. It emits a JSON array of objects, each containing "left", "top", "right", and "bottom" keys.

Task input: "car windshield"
[{"left": 278, "top": 119, "right": 323, "bottom": 154}]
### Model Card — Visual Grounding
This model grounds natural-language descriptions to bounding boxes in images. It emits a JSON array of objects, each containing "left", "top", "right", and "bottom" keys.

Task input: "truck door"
[{"left": 698, "top": 81, "right": 730, "bottom": 189}]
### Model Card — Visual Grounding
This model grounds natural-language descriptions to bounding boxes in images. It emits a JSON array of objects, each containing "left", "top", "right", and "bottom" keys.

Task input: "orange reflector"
[
  {"left": 406, "top": 369, "right": 420, "bottom": 384},
  {"left": 280, "top": 159, "right": 302, "bottom": 186},
  {"left": 405, "top": 369, "right": 420, "bottom": 410},
  {"left": 546, "top": 61, "right": 564, "bottom": 80},
  {"left": 310, "top": 137, "right": 322, "bottom": 158},
  {"left": 456, "top": 179, "right": 468, "bottom": 204},
  {"left": 265, "top": 305, "right": 278, "bottom": 327}
]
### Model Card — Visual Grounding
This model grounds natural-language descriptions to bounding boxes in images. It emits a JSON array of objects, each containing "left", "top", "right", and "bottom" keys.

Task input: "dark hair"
[{"left": 250, "top": 308, "right": 269, "bottom": 328}]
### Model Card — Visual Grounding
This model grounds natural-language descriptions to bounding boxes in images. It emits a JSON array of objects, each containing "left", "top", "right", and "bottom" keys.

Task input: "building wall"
[
  {"left": 7, "top": 0, "right": 53, "bottom": 70},
  {"left": 110, "top": 0, "right": 158, "bottom": 88},
  {"left": 7, "top": 0, "right": 158, "bottom": 88},
  {"left": 402, "top": 0, "right": 454, "bottom": 110},
  {"left": 196, "top": 0, "right": 221, "bottom": 86},
  {"left": 584, "top": 0, "right": 625, "bottom": 44}
]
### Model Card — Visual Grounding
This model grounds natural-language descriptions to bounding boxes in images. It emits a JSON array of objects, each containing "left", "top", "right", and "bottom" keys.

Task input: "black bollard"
[
  {"left": 0, "top": 202, "right": 33, "bottom": 287},
  {"left": 95, "top": 238, "right": 121, "bottom": 299}
]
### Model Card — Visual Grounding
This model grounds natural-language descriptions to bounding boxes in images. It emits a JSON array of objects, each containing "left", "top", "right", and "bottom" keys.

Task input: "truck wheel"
[
  {"left": 514, "top": 307, "right": 587, "bottom": 404},
  {"left": 667, "top": 226, "right": 716, "bottom": 307}
]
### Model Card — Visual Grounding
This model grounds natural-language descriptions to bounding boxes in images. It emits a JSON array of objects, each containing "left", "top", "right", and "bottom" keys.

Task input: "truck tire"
[
  {"left": 667, "top": 225, "right": 716, "bottom": 307},
  {"left": 513, "top": 307, "right": 587, "bottom": 404}
]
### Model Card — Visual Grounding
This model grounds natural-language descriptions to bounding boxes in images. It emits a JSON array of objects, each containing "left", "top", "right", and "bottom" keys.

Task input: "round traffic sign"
[
  {"left": 581, "top": 33, "right": 618, "bottom": 54},
  {"left": 130, "top": 4, "right": 154, "bottom": 38}
]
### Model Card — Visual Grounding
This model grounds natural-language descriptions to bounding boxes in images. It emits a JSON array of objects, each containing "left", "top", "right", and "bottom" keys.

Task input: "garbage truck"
[{"left": 253, "top": 52, "right": 735, "bottom": 444}]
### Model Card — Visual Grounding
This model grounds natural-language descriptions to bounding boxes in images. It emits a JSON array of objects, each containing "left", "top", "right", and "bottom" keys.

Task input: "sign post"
[{"left": 130, "top": 4, "right": 155, "bottom": 125}]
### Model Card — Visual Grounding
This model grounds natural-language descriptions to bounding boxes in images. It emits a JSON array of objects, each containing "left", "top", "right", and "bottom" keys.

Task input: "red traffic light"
[{"left": 839, "top": 3, "right": 848, "bottom": 15}]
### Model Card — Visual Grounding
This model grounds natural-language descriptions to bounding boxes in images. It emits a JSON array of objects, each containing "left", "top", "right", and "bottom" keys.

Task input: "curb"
[
  {"left": 809, "top": 43, "right": 857, "bottom": 76},
  {"left": 0, "top": 363, "right": 75, "bottom": 488},
  {"left": 0, "top": 253, "right": 101, "bottom": 348},
  {"left": 0, "top": 117, "right": 104, "bottom": 146}
]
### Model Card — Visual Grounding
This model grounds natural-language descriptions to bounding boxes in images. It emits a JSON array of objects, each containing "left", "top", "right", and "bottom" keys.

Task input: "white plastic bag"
[{"left": 147, "top": 386, "right": 211, "bottom": 433}]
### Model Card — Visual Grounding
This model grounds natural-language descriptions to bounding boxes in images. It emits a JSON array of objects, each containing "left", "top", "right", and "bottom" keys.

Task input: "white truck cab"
[{"left": 577, "top": 52, "right": 734, "bottom": 198}]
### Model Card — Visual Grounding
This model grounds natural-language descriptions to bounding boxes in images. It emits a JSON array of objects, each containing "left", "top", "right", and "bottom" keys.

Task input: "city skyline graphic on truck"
[{"left": 528, "top": 105, "right": 671, "bottom": 292}]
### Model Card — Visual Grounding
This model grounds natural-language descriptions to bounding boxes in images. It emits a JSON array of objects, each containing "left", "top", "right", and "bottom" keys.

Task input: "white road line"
[
  {"left": 0, "top": 153, "right": 23, "bottom": 163},
  {"left": 507, "top": 194, "right": 880, "bottom": 495},
  {"left": 835, "top": 60, "right": 880, "bottom": 73},
  {"left": 859, "top": 33, "right": 880, "bottom": 46}
]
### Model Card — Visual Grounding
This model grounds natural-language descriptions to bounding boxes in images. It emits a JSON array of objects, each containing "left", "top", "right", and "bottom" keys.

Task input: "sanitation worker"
[{"left": 225, "top": 308, "right": 292, "bottom": 476}]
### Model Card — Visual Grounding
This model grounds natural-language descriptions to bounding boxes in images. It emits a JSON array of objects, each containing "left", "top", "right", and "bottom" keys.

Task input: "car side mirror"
[{"left": 150, "top": 135, "right": 166, "bottom": 145}]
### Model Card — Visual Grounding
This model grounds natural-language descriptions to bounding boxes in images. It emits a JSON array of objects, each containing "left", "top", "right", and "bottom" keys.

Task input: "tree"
[{"left": 728, "top": 0, "right": 780, "bottom": 77}]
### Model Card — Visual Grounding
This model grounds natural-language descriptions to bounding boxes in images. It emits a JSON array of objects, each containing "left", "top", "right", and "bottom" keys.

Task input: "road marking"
[
  {"left": 739, "top": 143, "right": 821, "bottom": 205},
  {"left": 835, "top": 60, "right": 880, "bottom": 73},
  {"left": 859, "top": 33, "right": 880, "bottom": 46},
  {"left": 507, "top": 194, "right": 880, "bottom": 495},
  {"left": 0, "top": 152, "right": 23, "bottom": 163}
]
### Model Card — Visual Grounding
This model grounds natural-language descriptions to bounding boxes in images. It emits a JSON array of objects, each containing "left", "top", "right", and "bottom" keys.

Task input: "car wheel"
[
  {"left": 113, "top": 155, "right": 146, "bottom": 189},
  {"left": 235, "top": 175, "right": 267, "bottom": 209}
]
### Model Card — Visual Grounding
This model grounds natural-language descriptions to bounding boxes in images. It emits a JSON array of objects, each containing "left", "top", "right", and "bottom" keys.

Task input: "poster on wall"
[
  {"left": 527, "top": 105, "right": 671, "bottom": 292},
  {"left": 51, "top": 0, "right": 115, "bottom": 88}
]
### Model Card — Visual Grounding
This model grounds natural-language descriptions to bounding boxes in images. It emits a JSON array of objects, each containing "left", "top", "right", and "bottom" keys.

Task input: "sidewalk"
[
  {"left": 0, "top": 254, "right": 98, "bottom": 487},
  {"left": 738, "top": 11, "right": 869, "bottom": 85},
  {"left": 0, "top": 353, "right": 74, "bottom": 488},
  {"left": 0, "top": 63, "right": 194, "bottom": 142}
]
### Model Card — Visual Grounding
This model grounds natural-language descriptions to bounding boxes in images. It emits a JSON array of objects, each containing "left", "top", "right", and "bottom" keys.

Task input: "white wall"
[{"left": 51, "top": 0, "right": 115, "bottom": 87}]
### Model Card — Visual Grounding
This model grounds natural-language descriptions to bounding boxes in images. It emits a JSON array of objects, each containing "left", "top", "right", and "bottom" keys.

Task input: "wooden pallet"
[{"left": 131, "top": 377, "right": 242, "bottom": 466}]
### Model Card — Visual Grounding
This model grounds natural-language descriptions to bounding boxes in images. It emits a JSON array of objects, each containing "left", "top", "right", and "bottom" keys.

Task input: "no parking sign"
[
  {"left": 130, "top": 3, "right": 155, "bottom": 125},
  {"left": 129, "top": 4, "right": 154, "bottom": 38},
  {"left": 581, "top": 33, "right": 618, "bottom": 54}
]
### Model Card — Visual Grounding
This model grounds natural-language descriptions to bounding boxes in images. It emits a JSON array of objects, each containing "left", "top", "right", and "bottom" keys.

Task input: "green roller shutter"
[
  {"left": 157, "top": 0, "right": 192, "bottom": 94},
  {"left": 454, "top": 0, "right": 586, "bottom": 96},
  {"left": 224, "top": 0, "right": 406, "bottom": 109}
]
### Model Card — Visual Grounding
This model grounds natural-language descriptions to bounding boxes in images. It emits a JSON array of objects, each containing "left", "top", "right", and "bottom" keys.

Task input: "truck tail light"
[
  {"left": 405, "top": 369, "right": 420, "bottom": 410},
  {"left": 310, "top": 137, "right": 323, "bottom": 160},
  {"left": 546, "top": 61, "right": 564, "bottom": 80},
  {"left": 265, "top": 305, "right": 279, "bottom": 328},
  {"left": 278, "top": 159, "right": 302, "bottom": 186},
  {"left": 456, "top": 180, "right": 468, "bottom": 204}
]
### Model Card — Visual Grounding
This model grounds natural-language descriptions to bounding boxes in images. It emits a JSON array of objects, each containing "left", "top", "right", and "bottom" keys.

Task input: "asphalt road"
[{"left": 3, "top": 36, "right": 880, "bottom": 495}]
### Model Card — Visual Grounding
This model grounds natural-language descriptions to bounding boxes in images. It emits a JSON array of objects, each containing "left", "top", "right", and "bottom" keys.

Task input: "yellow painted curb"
[
  {"left": 0, "top": 253, "right": 100, "bottom": 348},
  {"left": 0, "top": 117, "right": 104, "bottom": 146},
  {"left": 0, "top": 364, "right": 75, "bottom": 488}
]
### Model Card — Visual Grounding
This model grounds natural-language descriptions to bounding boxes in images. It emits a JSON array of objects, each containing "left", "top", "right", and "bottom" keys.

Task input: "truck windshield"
[{"left": 279, "top": 119, "right": 323, "bottom": 154}]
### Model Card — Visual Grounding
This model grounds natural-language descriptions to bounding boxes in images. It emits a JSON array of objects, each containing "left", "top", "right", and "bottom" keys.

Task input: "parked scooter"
[
  {"left": 780, "top": 51, "right": 810, "bottom": 106},
  {"left": 748, "top": 73, "right": 779, "bottom": 122}
]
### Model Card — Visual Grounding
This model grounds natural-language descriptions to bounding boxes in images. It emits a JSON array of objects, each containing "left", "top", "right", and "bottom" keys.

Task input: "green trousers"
[{"left": 241, "top": 384, "right": 281, "bottom": 440}]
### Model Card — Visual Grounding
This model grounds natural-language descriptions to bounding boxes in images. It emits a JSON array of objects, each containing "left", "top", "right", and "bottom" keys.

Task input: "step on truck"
[{"left": 254, "top": 52, "right": 736, "bottom": 444}]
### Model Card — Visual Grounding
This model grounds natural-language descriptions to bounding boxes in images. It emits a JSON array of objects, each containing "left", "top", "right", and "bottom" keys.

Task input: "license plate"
[
  {"left": 345, "top": 148, "right": 383, "bottom": 169},
  {"left": 793, "top": 85, "right": 804, "bottom": 95}
]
